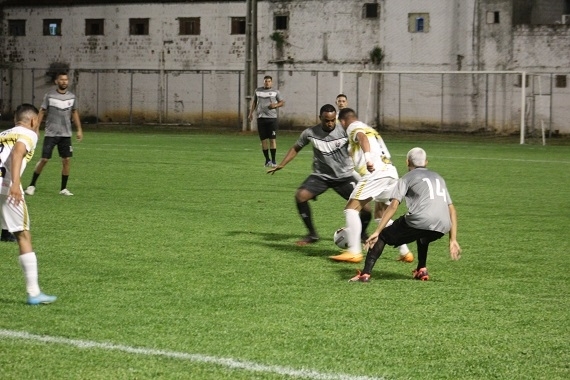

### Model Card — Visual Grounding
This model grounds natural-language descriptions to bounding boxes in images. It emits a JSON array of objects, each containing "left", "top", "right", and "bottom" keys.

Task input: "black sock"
[
  {"left": 29, "top": 172, "right": 40, "bottom": 187},
  {"left": 296, "top": 201, "right": 317, "bottom": 237},
  {"left": 416, "top": 239, "right": 429, "bottom": 269},
  {"left": 359, "top": 209, "right": 372, "bottom": 238},
  {"left": 362, "top": 239, "right": 386, "bottom": 275},
  {"left": 263, "top": 149, "right": 270, "bottom": 161},
  {"left": 61, "top": 175, "right": 69, "bottom": 190},
  {"left": 270, "top": 148, "right": 276, "bottom": 162}
]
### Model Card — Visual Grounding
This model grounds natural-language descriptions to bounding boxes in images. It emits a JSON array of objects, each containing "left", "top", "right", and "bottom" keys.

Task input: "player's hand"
[
  {"left": 365, "top": 232, "right": 379, "bottom": 248},
  {"left": 449, "top": 240, "right": 461, "bottom": 260},
  {"left": 76, "top": 132, "right": 83, "bottom": 142},
  {"left": 8, "top": 186, "right": 23, "bottom": 205},
  {"left": 366, "top": 161, "right": 375, "bottom": 173},
  {"left": 266, "top": 166, "right": 282, "bottom": 175}
]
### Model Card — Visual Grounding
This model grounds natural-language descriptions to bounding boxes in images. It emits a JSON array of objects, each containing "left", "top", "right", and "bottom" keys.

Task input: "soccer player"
[
  {"left": 329, "top": 108, "right": 410, "bottom": 263},
  {"left": 25, "top": 72, "right": 83, "bottom": 196},
  {"left": 0, "top": 104, "right": 57, "bottom": 304},
  {"left": 350, "top": 147, "right": 461, "bottom": 282},
  {"left": 248, "top": 75, "right": 284, "bottom": 167}
]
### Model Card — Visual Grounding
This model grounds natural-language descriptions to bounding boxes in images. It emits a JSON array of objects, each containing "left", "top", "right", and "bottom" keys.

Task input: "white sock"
[
  {"left": 375, "top": 219, "right": 410, "bottom": 256},
  {"left": 344, "top": 209, "right": 362, "bottom": 253},
  {"left": 19, "top": 252, "right": 40, "bottom": 297}
]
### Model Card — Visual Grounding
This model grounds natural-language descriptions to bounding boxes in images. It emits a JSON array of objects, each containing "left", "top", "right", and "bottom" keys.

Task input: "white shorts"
[
  {"left": 0, "top": 194, "right": 31, "bottom": 232},
  {"left": 350, "top": 176, "right": 398, "bottom": 203}
]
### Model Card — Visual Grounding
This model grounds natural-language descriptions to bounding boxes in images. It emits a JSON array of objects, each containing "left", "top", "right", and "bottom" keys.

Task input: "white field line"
[{"left": 0, "top": 329, "right": 386, "bottom": 380}]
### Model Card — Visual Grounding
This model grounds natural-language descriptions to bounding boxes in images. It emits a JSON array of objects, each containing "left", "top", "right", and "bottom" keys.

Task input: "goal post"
[{"left": 338, "top": 70, "right": 527, "bottom": 143}]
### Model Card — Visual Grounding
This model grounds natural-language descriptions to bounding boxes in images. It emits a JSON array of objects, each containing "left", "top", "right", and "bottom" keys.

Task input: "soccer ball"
[{"left": 333, "top": 227, "right": 349, "bottom": 249}]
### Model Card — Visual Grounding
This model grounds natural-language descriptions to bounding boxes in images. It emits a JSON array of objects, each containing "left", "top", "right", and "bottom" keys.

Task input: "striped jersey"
[
  {"left": 0, "top": 126, "right": 37, "bottom": 195},
  {"left": 295, "top": 124, "right": 353, "bottom": 180},
  {"left": 391, "top": 167, "right": 453, "bottom": 233},
  {"left": 253, "top": 86, "right": 283, "bottom": 119},
  {"left": 41, "top": 89, "right": 77, "bottom": 137},
  {"left": 346, "top": 120, "right": 398, "bottom": 179}
]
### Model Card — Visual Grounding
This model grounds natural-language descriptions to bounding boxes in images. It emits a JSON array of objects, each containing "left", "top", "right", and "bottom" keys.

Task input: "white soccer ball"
[{"left": 333, "top": 227, "right": 350, "bottom": 249}]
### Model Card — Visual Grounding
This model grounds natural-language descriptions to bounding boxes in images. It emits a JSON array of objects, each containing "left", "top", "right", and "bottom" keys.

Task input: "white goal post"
[{"left": 338, "top": 70, "right": 527, "bottom": 144}]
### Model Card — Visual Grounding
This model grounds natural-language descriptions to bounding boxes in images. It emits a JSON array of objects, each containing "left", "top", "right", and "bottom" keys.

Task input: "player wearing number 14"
[{"left": 350, "top": 147, "right": 461, "bottom": 282}]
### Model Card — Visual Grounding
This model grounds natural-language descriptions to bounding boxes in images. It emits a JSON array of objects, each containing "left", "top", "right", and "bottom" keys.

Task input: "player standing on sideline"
[
  {"left": 0, "top": 104, "right": 57, "bottom": 304},
  {"left": 350, "top": 147, "right": 461, "bottom": 282},
  {"left": 25, "top": 72, "right": 83, "bottom": 196},
  {"left": 335, "top": 93, "right": 348, "bottom": 113},
  {"left": 330, "top": 108, "right": 411, "bottom": 263},
  {"left": 248, "top": 75, "right": 284, "bottom": 167},
  {"left": 267, "top": 104, "right": 373, "bottom": 245}
]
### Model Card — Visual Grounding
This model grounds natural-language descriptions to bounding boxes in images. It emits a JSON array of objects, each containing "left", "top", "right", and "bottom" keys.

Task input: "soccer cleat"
[
  {"left": 271, "top": 161, "right": 277, "bottom": 167},
  {"left": 397, "top": 252, "right": 414, "bottom": 263},
  {"left": 1, "top": 229, "right": 17, "bottom": 242},
  {"left": 24, "top": 186, "right": 35, "bottom": 195},
  {"left": 329, "top": 251, "right": 363, "bottom": 263},
  {"left": 348, "top": 270, "right": 370, "bottom": 282},
  {"left": 412, "top": 267, "right": 429, "bottom": 281},
  {"left": 59, "top": 189, "right": 74, "bottom": 196},
  {"left": 27, "top": 292, "right": 57, "bottom": 305},
  {"left": 295, "top": 234, "right": 319, "bottom": 246},
  {"left": 264, "top": 161, "right": 273, "bottom": 167}
]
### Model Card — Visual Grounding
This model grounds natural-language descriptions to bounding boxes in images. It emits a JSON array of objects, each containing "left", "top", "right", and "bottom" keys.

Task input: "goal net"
[{"left": 338, "top": 70, "right": 527, "bottom": 142}]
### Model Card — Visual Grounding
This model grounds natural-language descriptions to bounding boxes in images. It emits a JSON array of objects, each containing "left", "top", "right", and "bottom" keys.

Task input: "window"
[
  {"left": 179, "top": 17, "right": 200, "bottom": 35},
  {"left": 274, "top": 15, "right": 288, "bottom": 30},
  {"left": 43, "top": 19, "right": 62, "bottom": 36},
  {"left": 363, "top": 3, "right": 379, "bottom": 19},
  {"left": 487, "top": 11, "right": 500, "bottom": 24},
  {"left": 555, "top": 75, "right": 567, "bottom": 88},
  {"left": 85, "top": 19, "right": 104, "bottom": 35},
  {"left": 515, "top": 74, "right": 530, "bottom": 88},
  {"left": 231, "top": 17, "right": 245, "bottom": 35},
  {"left": 129, "top": 18, "right": 149, "bottom": 35},
  {"left": 8, "top": 20, "right": 26, "bottom": 36},
  {"left": 408, "top": 13, "right": 429, "bottom": 33}
]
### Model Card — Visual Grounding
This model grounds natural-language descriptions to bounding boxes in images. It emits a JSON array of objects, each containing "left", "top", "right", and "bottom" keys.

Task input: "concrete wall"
[{"left": 0, "top": 0, "right": 569, "bottom": 134}]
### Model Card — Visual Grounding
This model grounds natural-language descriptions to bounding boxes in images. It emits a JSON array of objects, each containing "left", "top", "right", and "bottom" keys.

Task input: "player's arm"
[
  {"left": 248, "top": 95, "right": 258, "bottom": 121},
  {"left": 448, "top": 204, "right": 461, "bottom": 260},
  {"left": 269, "top": 99, "right": 285, "bottom": 109},
  {"left": 8, "top": 142, "right": 28, "bottom": 204},
  {"left": 355, "top": 131, "right": 374, "bottom": 172},
  {"left": 267, "top": 144, "right": 302, "bottom": 174},
  {"left": 71, "top": 109, "right": 83, "bottom": 141},
  {"left": 36, "top": 108, "right": 46, "bottom": 128},
  {"left": 365, "top": 198, "right": 400, "bottom": 247}
]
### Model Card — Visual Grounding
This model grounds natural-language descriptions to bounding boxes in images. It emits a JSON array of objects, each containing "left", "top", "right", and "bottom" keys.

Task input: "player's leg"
[
  {"left": 268, "top": 119, "right": 277, "bottom": 165},
  {"left": 257, "top": 119, "right": 271, "bottom": 166},
  {"left": 374, "top": 201, "right": 414, "bottom": 262},
  {"left": 1, "top": 195, "right": 56, "bottom": 304},
  {"left": 413, "top": 231, "right": 444, "bottom": 281},
  {"left": 333, "top": 177, "right": 372, "bottom": 242},
  {"left": 295, "top": 175, "right": 328, "bottom": 245},
  {"left": 25, "top": 137, "right": 55, "bottom": 195},
  {"left": 58, "top": 137, "right": 73, "bottom": 195}
]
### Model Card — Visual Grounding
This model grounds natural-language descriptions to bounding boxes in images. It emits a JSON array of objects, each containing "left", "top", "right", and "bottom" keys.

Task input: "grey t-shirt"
[
  {"left": 295, "top": 124, "right": 354, "bottom": 180},
  {"left": 253, "top": 86, "right": 283, "bottom": 119},
  {"left": 41, "top": 89, "right": 77, "bottom": 137},
  {"left": 391, "top": 167, "right": 453, "bottom": 233}
]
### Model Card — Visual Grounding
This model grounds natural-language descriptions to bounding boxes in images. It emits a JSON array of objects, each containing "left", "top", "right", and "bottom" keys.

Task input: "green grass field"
[{"left": 0, "top": 129, "right": 569, "bottom": 379}]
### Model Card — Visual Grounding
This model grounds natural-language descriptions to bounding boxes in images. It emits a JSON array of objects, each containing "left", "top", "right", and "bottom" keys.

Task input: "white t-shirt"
[{"left": 0, "top": 126, "right": 37, "bottom": 195}]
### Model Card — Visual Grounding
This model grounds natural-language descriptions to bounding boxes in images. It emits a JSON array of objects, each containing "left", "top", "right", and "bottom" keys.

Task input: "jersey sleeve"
[
  {"left": 40, "top": 92, "right": 49, "bottom": 110},
  {"left": 295, "top": 128, "right": 311, "bottom": 148}
]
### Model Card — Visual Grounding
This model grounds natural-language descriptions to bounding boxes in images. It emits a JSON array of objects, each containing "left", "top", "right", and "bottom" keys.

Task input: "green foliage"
[
  {"left": 270, "top": 32, "right": 286, "bottom": 50},
  {"left": 369, "top": 46, "right": 384, "bottom": 65},
  {"left": 0, "top": 131, "right": 568, "bottom": 379}
]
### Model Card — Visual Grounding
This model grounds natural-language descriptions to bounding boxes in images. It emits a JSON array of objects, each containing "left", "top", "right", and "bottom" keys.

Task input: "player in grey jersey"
[
  {"left": 267, "top": 104, "right": 373, "bottom": 246},
  {"left": 350, "top": 147, "right": 461, "bottom": 282}
]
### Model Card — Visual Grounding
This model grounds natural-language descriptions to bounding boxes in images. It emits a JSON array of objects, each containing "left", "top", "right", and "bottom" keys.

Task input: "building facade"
[{"left": 1, "top": 0, "right": 569, "bottom": 134}]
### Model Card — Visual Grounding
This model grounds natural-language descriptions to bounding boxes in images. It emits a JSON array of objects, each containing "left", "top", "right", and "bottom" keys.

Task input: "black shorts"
[
  {"left": 380, "top": 215, "right": 444, "bottom": 248},
  {"left": 299, "top": 174, "right": 358, "bottom": 200},
  {"left": 257, "top": 118, "right": 278, "bottom": 140},
  {"left": 41, "top": 136, "right": 73, "bottom": 159}
]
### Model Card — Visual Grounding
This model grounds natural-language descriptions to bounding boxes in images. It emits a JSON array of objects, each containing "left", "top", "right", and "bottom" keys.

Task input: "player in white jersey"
[
  {"left": 0, "top": 104, "right": 57, "bottom": 304},
  {"left": 350, "top": 147, "right": 461, "bottom": 282},
  {"left": 330, "top": 108, "right": 411, "bottom": 263}
]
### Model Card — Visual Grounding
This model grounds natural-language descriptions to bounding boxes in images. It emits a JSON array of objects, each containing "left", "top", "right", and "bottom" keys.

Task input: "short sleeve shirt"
[
  {"left": 0, "top": 126, "right": 37, "bottom": 195},
  {"left": 296, "top": 124, "right": 354, "bottom": 180},
  {"left": 41, "top": 89, "right": 77, "bottom": 137},
  {"left": 253, "top": 87, "right": 283, "bottom": 119},
  {"left": 391, "top": 167, "right": 453, "bottom": 233}
]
